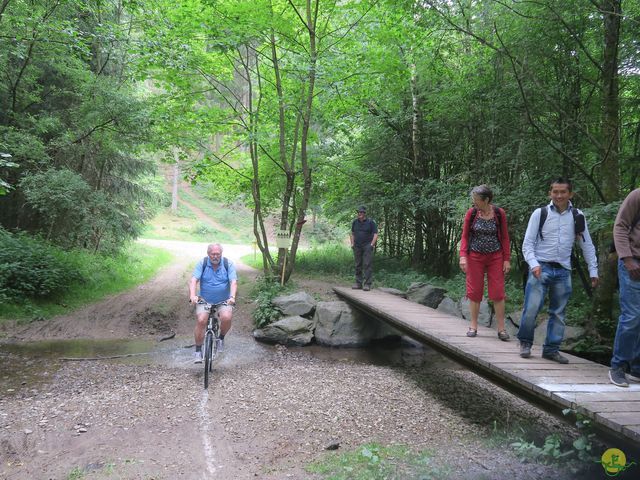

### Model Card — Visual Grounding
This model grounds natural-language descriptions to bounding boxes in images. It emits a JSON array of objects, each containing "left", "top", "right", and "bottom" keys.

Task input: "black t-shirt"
[{"left": 351, "top": 218, "right": 378, "bottom": 246}]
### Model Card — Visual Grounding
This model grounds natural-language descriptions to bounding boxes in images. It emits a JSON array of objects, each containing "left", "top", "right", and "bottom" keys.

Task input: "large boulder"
[
  {"left": 253, "top": 316, "right": 314, "bottom": 346},
  {"left": 377, "top": 287, "right": 406, "bottom": 298},
  {"left": 271, "top": 291, "right": 316, "bottom": 317},
  {"left": 313, "top": 301, "right": 397, "bottom": 346},
  {"left": 562, "top": 324, "right": 588, "bottom": 350},
  {"left": 405, "top": 283, "right": 446, "bottom": 308},
  {"left": 436, "top": 297, "right": 463, "bottom": 318},
  {"left": 459, "top": 297, "right": 492, "bottom": 326}
]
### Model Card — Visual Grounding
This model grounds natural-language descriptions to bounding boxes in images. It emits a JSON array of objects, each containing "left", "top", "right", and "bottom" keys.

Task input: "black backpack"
[{"left": 536, "top": 205, "right": 585, "bottom": 242}]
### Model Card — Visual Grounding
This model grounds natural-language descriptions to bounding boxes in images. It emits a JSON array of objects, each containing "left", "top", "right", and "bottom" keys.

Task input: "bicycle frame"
[{"left": 197, "top": 299, "right": 226, "bottom": 389}]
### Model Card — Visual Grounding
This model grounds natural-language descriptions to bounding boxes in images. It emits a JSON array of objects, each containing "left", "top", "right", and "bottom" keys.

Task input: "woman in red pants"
[{"left": 459, "top": 185, "right": 511, "bottom": 340}]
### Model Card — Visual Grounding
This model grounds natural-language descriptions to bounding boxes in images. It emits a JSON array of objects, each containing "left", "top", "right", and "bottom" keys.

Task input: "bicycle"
[{"left": 196, "top": 298, "right": 226, "bottom": 389}]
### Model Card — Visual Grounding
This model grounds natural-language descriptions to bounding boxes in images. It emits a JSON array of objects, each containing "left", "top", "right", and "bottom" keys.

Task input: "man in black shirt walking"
[{"left": 350, "top": 205, "right": 378, "bottom": 291}]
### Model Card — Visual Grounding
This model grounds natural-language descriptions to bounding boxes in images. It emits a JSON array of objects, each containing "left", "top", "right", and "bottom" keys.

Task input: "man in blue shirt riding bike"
[{"left": 188, "top": 243, "right": 238, "bottom": 363}]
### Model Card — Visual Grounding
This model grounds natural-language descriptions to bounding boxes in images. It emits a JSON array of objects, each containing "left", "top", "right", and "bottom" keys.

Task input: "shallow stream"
[{"left": 0, "top": 336, "right": 447, "bottom": 396}]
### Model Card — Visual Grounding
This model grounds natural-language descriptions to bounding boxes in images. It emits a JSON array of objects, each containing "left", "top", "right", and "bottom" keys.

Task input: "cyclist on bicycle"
[{"left": 188, "top": 243, "right": 237, "bottom": 363}]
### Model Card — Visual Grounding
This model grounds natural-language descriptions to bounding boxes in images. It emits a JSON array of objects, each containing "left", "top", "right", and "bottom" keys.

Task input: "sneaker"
[
  {"left": 625, "top": 372, "right": 640, "bottom": 383},
  {"left": 519, "top": 342, "right": 531, "bottom": 358},
  {"left": 542, "top": 352, "right": 569, "bottom": 364},
  {"left": 216, "top": 338, "right": 224, "bottom": 353},
  {"left": 193, "top": 350, "right": 203, "bottom": 364},
  {"left": 610, "top": 368, "right": 629, "bottom": 387},
  {"left": 352, "top": 283, "right": 362, "bottom": 290},
  {"left": 363, "top": 285, "right": 371, "bottom": 291}
]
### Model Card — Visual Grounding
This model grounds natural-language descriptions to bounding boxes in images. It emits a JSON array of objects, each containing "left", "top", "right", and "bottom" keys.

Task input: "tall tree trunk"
[
  {"left": 286, "top": 0, "right": 319, "bottom": 282},
  {"left": 270, "top": 26, "right": 297, "bottom": 278},
  {"left": 592, "top": 0, "right": 621, "bottom": 322},
  {"left": 410, "top": 63, "right": 424, "bottom": 267}
]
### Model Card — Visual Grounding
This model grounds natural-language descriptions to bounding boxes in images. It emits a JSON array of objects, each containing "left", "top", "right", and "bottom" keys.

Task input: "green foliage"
[
  {"left": 307, "top": 443, "right": 448, "bottom": 480},
  {"left": 0, "top": 0, "right": 160, "bottom": 253},
  {"left": 563, "top": 409, "right": 599, "bottom": 464},
  {"left": 305, "top": 220, "right": 346, "bottom": 246},
  {"left": 0, "top": 228, "right": 83, "bottom": 304},
  {"left": 295, "top": 244, "right": 354, "bottom": 277},
  {"left": 250, "top": 276, "right": 294, "bottom": 328},
  {"left": 0, "top": 238, "right": 173, "bottom": 321},
  {"left": 508, "top": 410, "right": 599, "bottom": 473},
  {"left": 510, "top": 433, "right": 574, "bottom": 463},
  {"left": 66, "top": 467, "right": 85, "bottom": 480}
]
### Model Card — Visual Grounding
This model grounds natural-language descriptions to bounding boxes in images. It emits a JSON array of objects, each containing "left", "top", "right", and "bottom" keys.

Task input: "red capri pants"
[{"left": 465, "top": 250, "right": 505, "bottom": 303}]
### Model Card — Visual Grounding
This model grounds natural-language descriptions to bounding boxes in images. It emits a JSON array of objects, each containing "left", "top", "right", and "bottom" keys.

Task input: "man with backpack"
[
  {"left": 188, "top": 243, "right": 237, "bottom": 363},
  {"left": 350, "top": 205, "right": 378, "bottom": 291},
  {"left": 517, "top": 178, "right": 599, "bottom": 363},
  {"left": 609, "top": 188, "right": 640, "bottom": 387}
]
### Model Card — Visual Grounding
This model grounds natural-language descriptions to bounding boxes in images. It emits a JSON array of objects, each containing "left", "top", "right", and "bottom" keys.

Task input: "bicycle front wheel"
[{"left": 204, "top": 331, "right": 213, "bottom": 389}]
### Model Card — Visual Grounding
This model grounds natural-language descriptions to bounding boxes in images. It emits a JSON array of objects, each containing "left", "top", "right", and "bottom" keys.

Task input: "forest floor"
[{"left": 0, "top": 239, "right": 610, "bottom": 480}]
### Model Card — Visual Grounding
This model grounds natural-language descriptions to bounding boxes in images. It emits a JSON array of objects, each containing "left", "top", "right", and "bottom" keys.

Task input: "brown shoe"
[{"left": 497, "top": 330, "right": 510, "bottom": 341}]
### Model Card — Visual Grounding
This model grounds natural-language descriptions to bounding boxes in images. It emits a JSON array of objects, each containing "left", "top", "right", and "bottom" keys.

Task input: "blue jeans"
[
  {"left": 611, "top": 259, "right": 640, "bottom": 374},
  {"left": 517, "top": 263, "right": 572, "bottom": 355}
]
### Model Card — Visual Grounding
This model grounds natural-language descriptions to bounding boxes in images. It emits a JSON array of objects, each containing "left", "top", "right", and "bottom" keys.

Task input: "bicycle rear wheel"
[{"left": 203, "top": 331, "right": 213, "bottom": 389}]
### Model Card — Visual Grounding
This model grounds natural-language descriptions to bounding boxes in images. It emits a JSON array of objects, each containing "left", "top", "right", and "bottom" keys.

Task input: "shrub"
[
  {"left": 250, "top": 276, "right": 293, "bottom": 328},
  {"left": 0, "top": 228, "right": 83, "bottom": 303}
]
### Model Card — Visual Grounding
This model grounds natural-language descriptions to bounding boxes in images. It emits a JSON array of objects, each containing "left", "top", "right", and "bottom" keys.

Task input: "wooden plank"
[
  {"left": 524, "top": 376, "right": 613, "bottom": 385},
  {"left": 496, "top": 366, "right": 608, "bottom": 375},
  {"left": 508, "top": 370, "right": 607, "bottom": 378},
  {"left": 538, "top": 383, "right": 640, "bottom": 393},
  {"left": 579, "top": 402, "right": 640, "bottom": 413},
  {"left": 597, "top": 412, "right": 640, "bottom": 425},
  {"left": 553, "top": 391, "right": 640, "bottom": 404},
  {"left": 514, "top": 368, "right": 608, "bottom": 377}
]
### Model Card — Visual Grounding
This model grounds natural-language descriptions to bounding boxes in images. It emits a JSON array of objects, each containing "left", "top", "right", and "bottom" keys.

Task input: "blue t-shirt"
[{"left": 192, "top": 257, "right": 237, "bottom": 304}]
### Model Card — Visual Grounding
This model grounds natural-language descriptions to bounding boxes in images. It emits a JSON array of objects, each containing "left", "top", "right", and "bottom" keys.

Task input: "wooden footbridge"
[{"left": 334, "top": 287, "right": 640, "bottom": 448}]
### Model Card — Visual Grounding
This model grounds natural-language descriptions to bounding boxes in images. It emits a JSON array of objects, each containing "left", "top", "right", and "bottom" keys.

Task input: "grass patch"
[
  {"left": 0, "top": 242, "right": 173, "bottom": 322},
  {"left": 180, "top": 186, "right": 254, "bottom": 242},
  {"left": 141, "top": 208, "right": 236, "bottom": 243},
  {"left": 241, "top": 248, "right": 277, "bottom": 271},
  {"left": 142, "top": 200, "right": 252, "bottom": 244},
  {"left": 306, "top": 443, "right": 449, "bottom": 480},
  {"left": 66, "top": 467, "right": 85, "bottom": 480}
]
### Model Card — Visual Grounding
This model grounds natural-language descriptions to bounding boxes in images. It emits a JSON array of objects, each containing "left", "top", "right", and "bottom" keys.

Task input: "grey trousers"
[{"left": 353, "top": 244, "right": 374, "bottom": 286}]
